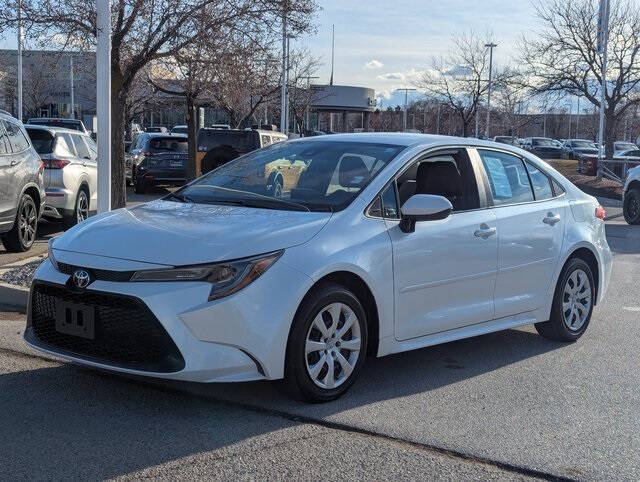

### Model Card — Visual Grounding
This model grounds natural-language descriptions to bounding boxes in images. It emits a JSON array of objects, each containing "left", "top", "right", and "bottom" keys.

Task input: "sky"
[
  {"left": 298, "top": 0, "right": 540, "bottom": 107},
  {"left": 0, "top": 0, "right": 542, "bottom": 108}
]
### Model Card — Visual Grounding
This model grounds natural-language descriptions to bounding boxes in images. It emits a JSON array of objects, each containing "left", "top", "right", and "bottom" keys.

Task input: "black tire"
[
  {"left": 133, "top": 177, "right": 147, "bottom": 194},
  {"left": 623, "top": 187, "right": 640, "bottom": 225},
  {"left": 283, "top": 283, "right": 368, "bottom": 402},
  {"left": 2, "top": 193, "right": 38, "bottom": 252},
  {"left": 63, "top": 187, "right": 89, "bottom": 230},
  {"left": 535, "top": 257, "right": 595, "bottom": 342}
]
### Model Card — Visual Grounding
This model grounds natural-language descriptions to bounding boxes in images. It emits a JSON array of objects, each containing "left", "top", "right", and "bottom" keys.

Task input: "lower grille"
[{"left": 28, "top": 282, "right": 185, "bottom": 373}]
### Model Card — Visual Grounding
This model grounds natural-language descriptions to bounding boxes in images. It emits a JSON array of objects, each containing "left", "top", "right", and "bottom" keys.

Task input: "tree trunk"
[
  {"left": 604, "top": 110, "right": 617, "bottom": 160},
  {"left": 186, "top": 95, "right": 198, "bottom": 180},
  {"left": 110, "top": 66, "right": 127, "bottom": 209}
]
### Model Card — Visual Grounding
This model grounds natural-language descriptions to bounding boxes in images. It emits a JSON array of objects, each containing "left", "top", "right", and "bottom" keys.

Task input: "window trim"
[{"left": 470, "top": 146, "right": 566, "bottom": 209}]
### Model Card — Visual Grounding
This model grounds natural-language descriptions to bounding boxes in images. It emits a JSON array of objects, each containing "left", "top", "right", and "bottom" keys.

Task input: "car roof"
[{"left": 24, "top": 124, "right": 86, "bottom": 136}]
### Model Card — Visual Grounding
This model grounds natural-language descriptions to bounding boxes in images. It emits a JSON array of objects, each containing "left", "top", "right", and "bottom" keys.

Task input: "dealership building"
[{"left": 307, "top": 84, "right": 377, "bottom": 133}]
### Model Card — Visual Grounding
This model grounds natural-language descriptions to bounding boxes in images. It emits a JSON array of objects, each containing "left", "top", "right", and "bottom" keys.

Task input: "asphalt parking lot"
[{"left": 0, "top": 214, "right": 638, "bottom": 479}]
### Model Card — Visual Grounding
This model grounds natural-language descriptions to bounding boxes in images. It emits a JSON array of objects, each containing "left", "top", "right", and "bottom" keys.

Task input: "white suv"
[{"left": 623, "top": 166, "right": 640, "bottom": 224}]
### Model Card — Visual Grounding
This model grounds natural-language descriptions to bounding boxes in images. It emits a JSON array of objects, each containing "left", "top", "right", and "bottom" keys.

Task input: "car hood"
[{"left": 53, "top": 200, "right": 332, "bottom": 266}]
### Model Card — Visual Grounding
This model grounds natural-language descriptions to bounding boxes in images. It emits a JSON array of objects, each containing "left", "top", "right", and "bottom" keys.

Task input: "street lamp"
[
  {"left": 396, "top": 88, "right": 416, "bottom": 131},
  {"left": 484, "top": 42, "right": 497, "bottom": 138}
]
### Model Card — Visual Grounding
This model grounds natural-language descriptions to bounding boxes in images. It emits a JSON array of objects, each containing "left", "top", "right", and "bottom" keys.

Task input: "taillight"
[
  {"left": 43, "top": 159, "right": 70, "bottom": 169},
  {"left": 595, "top": 205, "right": 606, "bottom": 220}
]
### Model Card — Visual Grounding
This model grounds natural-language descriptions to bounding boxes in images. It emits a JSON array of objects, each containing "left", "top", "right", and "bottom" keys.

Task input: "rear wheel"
[
  {"left": 284, "top": 284, "right": 368, "bottom": 402},
  {"left": 623, "top": 187, "right": 640, "bottom": 225},
  {"left": 63, "top": 188, "right": 89, "bottom": 230},
  {"left": 535, "top": 258, "right": 595, "bottom": 342},
  {"left": 2, "top": 193, "right": 38, "bottom": 252}
]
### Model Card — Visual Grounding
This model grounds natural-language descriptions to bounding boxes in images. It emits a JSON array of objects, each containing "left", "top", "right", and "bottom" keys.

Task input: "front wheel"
[
  {"left": 623, "top": 187, "right": 640, "bottom": 225},
  {"left": 535, "top": 258, "right": 595, "bottom": 342},
  {"left": 284, "top": 284, "right": 368, "bottom": 402}
]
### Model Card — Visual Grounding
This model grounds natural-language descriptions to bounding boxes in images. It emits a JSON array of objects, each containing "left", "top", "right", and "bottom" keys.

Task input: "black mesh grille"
[
  {"left": 57, "top": 262, "right": 134, "bottom": 282},
  {"left": 27, "top": 282, "right": 185, "bottom": 373}
]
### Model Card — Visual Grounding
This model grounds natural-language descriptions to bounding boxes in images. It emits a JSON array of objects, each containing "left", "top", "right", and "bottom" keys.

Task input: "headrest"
[{"left": 339, "top": 155, "right": 368, "bottom": 187}]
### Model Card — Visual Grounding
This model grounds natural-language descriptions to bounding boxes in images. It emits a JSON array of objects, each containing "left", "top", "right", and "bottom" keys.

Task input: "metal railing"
[{"left": 599, "top": 159, "right": 640, "bottom": 184}]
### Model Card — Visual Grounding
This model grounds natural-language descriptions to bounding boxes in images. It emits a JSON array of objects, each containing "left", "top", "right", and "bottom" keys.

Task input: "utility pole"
[
  {"left": 96, "top": 0, "right": 111, "bottom": 213},
  {"left": 484, "top": 42, "right": 497, "bottom": 138},
  {"left": 396, "top": 88, "right": 416, "bottom": 131},
  {"left": 16, "top": 0, "right": 23, "bottom": 121},
  {"left": 329, "top": 24, "right": 335, "bottom": 85},
  {"left": 596, "top": 0, "right": 610, "bottom": 181},
  {"left": 280, "top": 11, "right": 287, "bottom": 134},
  {"left": 69, "top": 55, "right": 75, "bottom": 119}
]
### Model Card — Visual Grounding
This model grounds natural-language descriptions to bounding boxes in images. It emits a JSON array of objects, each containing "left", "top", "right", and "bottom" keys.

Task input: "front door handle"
[
  {"left": 10, "top": 160, "right": 18, "bottom": 166},
  {"left": 543, "top": 212, "right": 561, "bottom": 226},
  {"left": 474, "top": 225, "right": 497, "bottom": 239}
]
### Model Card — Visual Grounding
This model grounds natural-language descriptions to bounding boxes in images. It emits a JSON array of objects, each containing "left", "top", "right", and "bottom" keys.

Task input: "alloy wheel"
[
  {"left": 628, "top": 194, "right": 640, "bottom": 221},
  {"left": 77, "top": 191, "right": 89, "bottom": 223},
  {"left": 304, "top": 302, "right": 362, "bottom": 389},
  {"left": 562, "top": 269, "right": 592, "bottom": 332},
  {"left": 18, "top": 197, "right": 37, "bottom": 248}
]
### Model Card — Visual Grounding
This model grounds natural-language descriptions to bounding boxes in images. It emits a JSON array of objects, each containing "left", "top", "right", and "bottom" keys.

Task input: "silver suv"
[
  {"left": 0, "top": 110, "right": 45, "bottom": 252},
  {"left": 24, "top": 125, "right": 97, "bottom": 229}
]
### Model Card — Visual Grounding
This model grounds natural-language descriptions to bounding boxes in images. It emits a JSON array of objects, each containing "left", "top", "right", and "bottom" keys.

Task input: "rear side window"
[
  {"left": 524, "top": 162, "right": 553, "bottom": 200},
  {"left": 55, "top": 134, "right": 75, "bottom": 156},
  {"left": 3, "top": 120, "right": 30, "bottom": 153},
  {"left": 0, "top": 123, "right": 10, "bottom": 154},
  {"left": 478, "top": 150, "right": 534, "bottom": 205},
  {"left": 25, "top": 128, "right": 55, "bottom": 154},
  {"left": 71, "top": 135, "right": 91, "bottom": 159}
]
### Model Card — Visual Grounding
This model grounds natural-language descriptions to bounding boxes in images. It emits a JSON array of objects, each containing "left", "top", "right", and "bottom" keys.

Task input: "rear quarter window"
[{"left": 25, "top": 128, "right": 55, "bottom": 154}]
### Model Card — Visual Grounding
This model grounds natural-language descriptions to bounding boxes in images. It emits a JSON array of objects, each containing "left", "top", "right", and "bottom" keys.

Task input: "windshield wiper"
[
  {"left": 200, "top": 185, "right": 311, "bottom": 212},
  {"left": 165, "top": 192, "right": 195, "bottom": 203}
]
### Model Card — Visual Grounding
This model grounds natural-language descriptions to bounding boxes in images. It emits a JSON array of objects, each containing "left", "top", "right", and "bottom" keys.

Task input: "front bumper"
[{"left": 26, "top": 251, "right": 312, "bottom": 382}]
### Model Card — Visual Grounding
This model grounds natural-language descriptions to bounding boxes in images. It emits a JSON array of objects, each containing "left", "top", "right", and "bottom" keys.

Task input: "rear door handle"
[
  {"left": 543, "top": 213, "right": 561, "bottom": 226},
  {"left": 474, "top": 225, "right": 497, "bottom": 239}
]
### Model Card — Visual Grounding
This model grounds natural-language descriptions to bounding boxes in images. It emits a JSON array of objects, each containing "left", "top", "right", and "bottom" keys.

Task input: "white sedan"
[{"left": 26, "top": 134, "right": 612, "bottom": 402}]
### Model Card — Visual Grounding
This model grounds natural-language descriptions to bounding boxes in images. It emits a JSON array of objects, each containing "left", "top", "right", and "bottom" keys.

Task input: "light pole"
[
  {"left": 16, "top": 0, "right": 23, "bottom": 121},
  {"left": 69, "top": 54, "right": 75, "bottom": 119},
  {"left": 484, "top": 42, "right": 497, "bottom": 138},
  {"left": 575, "top": 97, "right": 581, "bottom": 138},
  {"left": 96, "top": 0, "right": 111, "bottom": 213},
  {"left": 597, "top": 0, "right": 610, "bottom": 181},
  {"left": 396, "top": 88, "right": 416, "bottom": 131},
  {"left": 280, "top": 13, "right": 287, "bottom": 134}
]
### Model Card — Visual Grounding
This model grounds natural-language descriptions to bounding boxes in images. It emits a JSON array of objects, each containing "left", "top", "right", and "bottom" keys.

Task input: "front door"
[{"left": 389, "top": 148, "right": 498, "bottom": 341}]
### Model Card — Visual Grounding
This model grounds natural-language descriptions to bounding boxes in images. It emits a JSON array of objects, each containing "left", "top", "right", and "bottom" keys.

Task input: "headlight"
[
  {"left": 48, "top": 237, "right": 59, "bottom": 270},
  {"left": 130, "top": 251, "right": 283, "bottom": 301}
]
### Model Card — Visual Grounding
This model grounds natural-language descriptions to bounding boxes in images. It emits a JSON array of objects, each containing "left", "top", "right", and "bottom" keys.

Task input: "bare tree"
[
  {"left": 520, "top": 0, "right": 640, "bottom": 157},
  {"left": 287, "top": 49, "right": 322, "bottom": 133},
  {"left": 0, "top": 0, "right": 317, "bottom": 207},
  {"left": 416, "top": 32, "right": 501, "bottom": 137}
]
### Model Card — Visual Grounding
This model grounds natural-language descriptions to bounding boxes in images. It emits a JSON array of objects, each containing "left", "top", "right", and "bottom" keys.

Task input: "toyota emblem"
[{"left": 72, "top": 269, "right": 91, "bottom": 289}]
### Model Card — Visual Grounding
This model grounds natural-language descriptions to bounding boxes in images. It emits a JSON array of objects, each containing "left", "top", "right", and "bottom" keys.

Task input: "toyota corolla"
[{"left": 26, "top": 134, "right": 612, "bottom": 402}]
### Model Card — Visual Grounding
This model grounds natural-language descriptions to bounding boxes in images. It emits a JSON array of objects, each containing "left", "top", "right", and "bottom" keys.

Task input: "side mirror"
[{"left": 399, "top": 194, "right": 453, "bottom": 233}]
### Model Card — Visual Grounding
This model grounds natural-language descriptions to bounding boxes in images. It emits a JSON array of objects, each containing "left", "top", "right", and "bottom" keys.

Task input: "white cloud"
[
  {"left": 365, "top": 59, "right": 384, "bottom": 69},
  {"left": 377, "top": 72, "right": 406, "bottom": 81}
]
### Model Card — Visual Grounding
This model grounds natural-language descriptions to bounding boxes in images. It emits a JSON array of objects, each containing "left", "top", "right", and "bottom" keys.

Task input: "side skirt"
[{"left": 377, "top": 312, "right": 537, "bottom": 357}]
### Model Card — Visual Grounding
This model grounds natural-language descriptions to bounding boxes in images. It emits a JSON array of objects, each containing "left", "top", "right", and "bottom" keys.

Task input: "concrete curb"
[{"left": 0, "top": 282, "right": 29, "bottom": 313}]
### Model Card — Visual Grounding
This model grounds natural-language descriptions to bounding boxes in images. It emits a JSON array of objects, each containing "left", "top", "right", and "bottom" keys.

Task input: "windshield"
[
  {"left": 173, "top": 140, "right": 405, "bottom": 212},
  {"left": 28, "top": 119, "right": 83, "bottom": 131},
  {"left": 172, "top": 127, "right": 188, "bottom": 134},
  {"left": 25, "top": 128, "right": 55, "bottom": 154},
  {"left": 572, "top": 140, "right": 595, "bottom": 148},
  {"left": 533, "top": 138, "right": 555, "bottom": 147},
  {"left": 149, "top": 137, "right": 187, "bottom": 153}
]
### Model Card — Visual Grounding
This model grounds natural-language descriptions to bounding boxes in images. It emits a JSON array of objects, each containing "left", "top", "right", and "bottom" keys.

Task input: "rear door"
[{"left": 474, "top": 148, "right": 566, "bottom": 318}]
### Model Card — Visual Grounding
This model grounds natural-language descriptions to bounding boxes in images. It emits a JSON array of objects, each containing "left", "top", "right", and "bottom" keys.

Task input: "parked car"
[
  {"left": 144, "top": 126, "right": 168, "bottom": 133},
  {"left": 210, "top": 124, "right": 231, "bottom": 130},
  {"left": 521, "top": 137, "right": 564, "bottom": 159},
  {"left": 26, "top": 117, "right": 88, "bottom": 135},
  {"left": 170, "top": 125, "right": 188, "bottom": 135},
  {"left": 24, "top": 125, "right": 98, "bottom": 229},
  {"left": 623, "top": 165, "right": 640, "bottom": 224},
  {"left": 196, "top": 128, "right": 287, "bottom": 173},
  {"left": 562, "top": 139, "right": 598, "bottom": 160},
  {"left": 493, "top": 136, "right": 518, "bottom": 146},
  {"left": 127, "top": 133, "right": 188, "bottom": 193},
  {"left": 0, "top": 110, "right": 45, "bottom": 252},
  {"left": 27, "top": 133, "right": 612, "bottom": 402},
  {"left": 614, "top": 141, "right": 638, "bottom": 154}
]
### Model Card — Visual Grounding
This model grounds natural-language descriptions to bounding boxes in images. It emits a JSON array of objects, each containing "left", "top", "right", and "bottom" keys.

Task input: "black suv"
[
  {"left": 127, "top": 133, "right": 188, "bottom": 194},
  {"left": 0, "top": 110, "right": 46, "bottom": 252}
]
